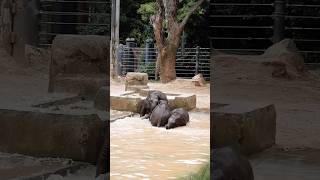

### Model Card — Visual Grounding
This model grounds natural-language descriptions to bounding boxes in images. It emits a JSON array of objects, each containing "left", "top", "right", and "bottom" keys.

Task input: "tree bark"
[
  {"left": 158, "top": 47, "right": 177, "bottom": 83},
  {"left": 152, "top": 0, "right": 206, "bottom": 83}
]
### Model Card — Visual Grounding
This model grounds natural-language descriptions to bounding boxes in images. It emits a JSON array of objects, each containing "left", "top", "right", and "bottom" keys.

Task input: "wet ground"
[
  {"left": 110, "top": 112, "right": 210, "bottom": 179},
  {"left": 46, "top": 165, "right": 105, "bottom": 180},
  {"left": 251, "top": 147, "right": 320, "bottom": 180},
  {"left": 0, "top": 152, "right": 82, "bottom": 180}
]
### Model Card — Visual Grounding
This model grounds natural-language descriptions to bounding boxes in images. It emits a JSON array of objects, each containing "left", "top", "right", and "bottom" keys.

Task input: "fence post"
[
  {"left": 125, "top": 38, "right": 136, "bottom": 72},
  {"left": 145, "top": 38, "right": 154, "bottom": 63},
  {"left": 273, "top": 0, "right": 286, "bottom": 43},
  {"left": 117, "top": 44, "right": 124, "bottom": 76},
  {"left": 195, "top": 46, "right": 200, "bottom": 75},
  {"left": 155, "top": 49, "right": 158, "bottom": 81},
  {"left": 181, "top": 31, "right": 186, "bottom": 56}
]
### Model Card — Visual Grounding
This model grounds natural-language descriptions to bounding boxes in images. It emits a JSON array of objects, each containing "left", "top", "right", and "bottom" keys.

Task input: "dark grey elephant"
[
  {"left": 146, "top": 90, "right": 168, "bottom": 111},
  {"left": 149, "top": 100, "right": 171, "bottom": 127},
  {"left": 165, "top": 108, "right": 189, "bottom": 129},
  {"left": 139, "top": 90, "right": 168, "bottom": 118},
  {"left": 212, "top": 147, "right": 254, "bottom": 180},
  {"left": 139, "top": 99, "right": 152, "bottom": 118}
]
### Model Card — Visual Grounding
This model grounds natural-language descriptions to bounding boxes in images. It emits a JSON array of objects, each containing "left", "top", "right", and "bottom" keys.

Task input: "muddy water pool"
[{"left": 110, "top": 112, "right": 210, "bottom": 179}]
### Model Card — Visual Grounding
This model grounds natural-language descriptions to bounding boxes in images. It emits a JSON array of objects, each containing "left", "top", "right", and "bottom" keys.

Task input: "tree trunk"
[
  {"left": 158, "top": 47, "right": 177, "bottom": 83},
  {"left": 152, "top": 0, "right": 206, "bottom": 83}
]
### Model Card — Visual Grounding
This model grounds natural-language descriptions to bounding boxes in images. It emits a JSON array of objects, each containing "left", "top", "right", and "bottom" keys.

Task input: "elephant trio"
[{"left": 139, "top": 90, "right": 189, "bottom": 129}]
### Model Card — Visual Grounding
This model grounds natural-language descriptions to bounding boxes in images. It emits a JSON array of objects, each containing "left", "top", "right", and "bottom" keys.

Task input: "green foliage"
[
  {"left": 177, "top": 0, "right": 207, "bottom": 22},
  {"left": 138, "top": 61, "right": 156, "bottom": 76},
  {"left": 77, "top": 0, "right": 209, "bottom": 47},
  {"left": 138, "top": 2, "right": 156, "bottom": 22},
  {"left": 136, "top": 0, "right": 210, "bottom": 47},
  {"left": 178, "top": 162, "right": 210, "bottom": 180},
  {"left": 119, "top": 0, "right": 153, "bottom": 45},
  {"left": 137, "top": 0, "right": 206, "bottom": 24}
]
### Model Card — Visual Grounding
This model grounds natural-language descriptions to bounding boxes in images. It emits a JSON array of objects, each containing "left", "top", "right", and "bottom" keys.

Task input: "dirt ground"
[
  {"left": 214, "top": 68, "right": 320, "bottom": 149},
  {"left": 213, "top": 51, "right": 320, "bottom": 179}
]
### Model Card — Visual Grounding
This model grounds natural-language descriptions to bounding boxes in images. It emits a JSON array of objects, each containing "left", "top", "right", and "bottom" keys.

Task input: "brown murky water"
[{"left": 110, "top": 112, "right": 210, "bottom": 180}]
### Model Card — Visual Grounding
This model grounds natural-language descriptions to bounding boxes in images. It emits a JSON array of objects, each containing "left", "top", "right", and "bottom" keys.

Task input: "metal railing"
[
  {"left": 38, "top": 0, "right": 111, "bottom": 47},
  {"left": 117, "top": 46, "right": 211, "bottom": 81},
  {"left": 209, "top": 1, "right": 320, "bottom": 64}
]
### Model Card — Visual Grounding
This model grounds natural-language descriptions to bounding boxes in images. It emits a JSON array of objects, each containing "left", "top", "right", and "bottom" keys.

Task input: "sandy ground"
[
  {"left": 214, "top": 75, "right": 320, "bottom": 149},
  {"left": 215, "top": 79, "right": 320, "bottom": 179},
  {"left": 0, "top": 152, "right": 79, "bottom": 180},
  {"left": 213, "top": 52, "right": 320, "bottom": 179}
]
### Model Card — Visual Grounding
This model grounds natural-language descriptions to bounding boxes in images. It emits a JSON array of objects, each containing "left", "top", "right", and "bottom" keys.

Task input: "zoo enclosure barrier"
[
  {"left": 209, "top": 0, "right": 320, "bottom": 65},
  {"left": 117, "top": 40, "right": 210, "bottom": 81},
  {"left": 38, "top": 0, "right": 111, "bottom": 47}
]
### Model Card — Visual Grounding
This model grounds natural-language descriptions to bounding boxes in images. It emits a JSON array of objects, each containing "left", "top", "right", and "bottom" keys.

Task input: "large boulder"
[
  {"left": 262, "top": 39, "right": 306, "bottom": 72},
  {"left": 192, "top": 73, "right": 206, "bottom": 86},
  {"left": 212, "top": 103, "right": 276, "bottom": 155},
  {"left": 49, "top": 35, "right": 109, "bottom": 98},
  {"left": 50, "top": 35, "right": 109, "bottom": 76},
  {"left": 213, "top": 39, "right": 312, "bottom": 82},
  {"left": 125, "top": 72, "right": 148, "bottom": 91},
  {"left": 261, "top": 39, "right": 307, "bottom": 78}
]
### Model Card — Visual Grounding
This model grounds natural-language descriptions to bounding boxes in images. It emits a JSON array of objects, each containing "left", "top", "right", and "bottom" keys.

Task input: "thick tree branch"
[
  {"left": 152, "top": 0, "right": 165, "bottom": 50},
  {"left": 152, "top": 0, "right": 165, "bottom": 78},
  {"left": 179, "top": 0, "right": 205, "bottom": 31},
  {"left": 164, "top": 0, "right": 178, "bottom": 31}
]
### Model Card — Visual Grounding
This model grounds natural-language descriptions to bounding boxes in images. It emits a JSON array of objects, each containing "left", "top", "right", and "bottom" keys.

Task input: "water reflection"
[{"left": 110, "top": 112, "right": 210, "bottom": 179}]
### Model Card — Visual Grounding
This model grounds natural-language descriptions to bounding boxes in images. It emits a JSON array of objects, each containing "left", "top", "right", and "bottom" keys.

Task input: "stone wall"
[
  {"left": 48, "top": 35, "right": 110, "bottom": 98},
  {"left": 0, "top": 108, "right": 105, "bottom": 163}
]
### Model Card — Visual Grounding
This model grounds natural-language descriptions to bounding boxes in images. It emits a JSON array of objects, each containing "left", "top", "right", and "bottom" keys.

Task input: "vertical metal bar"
[
  {"left": 110, "top": 0, "right": 119, "bottom": 78},
  {"left": 110, "top": 0, "right": 115, "bottom": 77},
  {"left": 155, "top": 49, "right": 158, "bottom": 80},
  {"left": 115, "top": 0, "right": 120, "bottom": 46},
  {"left": 273, "top": 0, "right": 285, "bottom": 43},
  {"left": 195, "top": 46, "right": 200, "bottom": 75},
  {"left": 181, "top": 31, "right": 186, "bottom": 56},
  {"left": 10, "top": 0, "right": 16, "bottom": 55}
]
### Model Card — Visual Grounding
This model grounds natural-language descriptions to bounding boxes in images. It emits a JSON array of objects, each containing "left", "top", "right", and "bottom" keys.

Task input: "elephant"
[
  {"left": 165, "top": 108, "right": 189, "bottom": 129},
  {"left": 146, "top": 90, "right": 168, "bottom": 111},
  {"left": 149, "top": 100, "right": 171, "bottom": 127},
  {"left": 139, "top": 99, "right": 152, "bottom": 118},
  {"left": 139, "top": 90, "right": 168, "bottom": 118},
  {"left": 211, "top": 147, "right": 254, "bottom": 180}
]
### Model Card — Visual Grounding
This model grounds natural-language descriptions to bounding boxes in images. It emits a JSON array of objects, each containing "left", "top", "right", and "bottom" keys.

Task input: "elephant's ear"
[{"left": 138, "top": 101, "right": 145, "bottom": 116}]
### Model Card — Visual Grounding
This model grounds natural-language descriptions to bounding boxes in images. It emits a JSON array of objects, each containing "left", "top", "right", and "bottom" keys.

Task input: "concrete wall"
[
  {"left": 0, "top": 108, "right": 105, "bottom": 163},
  {"left": 212, "top": 103, "right": 276, "bottom": 155}
]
